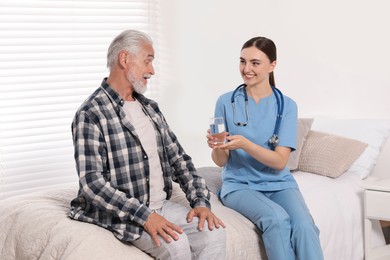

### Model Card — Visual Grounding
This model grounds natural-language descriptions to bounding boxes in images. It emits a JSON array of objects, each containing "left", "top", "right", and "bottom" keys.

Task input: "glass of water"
[{"left": 209, "top": 117, "right": 226, "bottom": 145}]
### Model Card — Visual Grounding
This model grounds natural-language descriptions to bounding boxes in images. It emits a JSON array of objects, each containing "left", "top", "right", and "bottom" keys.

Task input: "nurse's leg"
[
  {"left": 271, "top": 188, "right": 324, "bottom": 260},
  {"left": 222, "top": 189, "right": 295, "bottom": 260}
]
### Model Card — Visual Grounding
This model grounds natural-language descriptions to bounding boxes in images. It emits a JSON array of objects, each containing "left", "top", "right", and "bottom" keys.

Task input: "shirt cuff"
[
  {"left": 131, "top": 204, "right": 154, "bottom": 226},
  {"left": 191, "top": 198, "right": 211, "bottom": 209}
]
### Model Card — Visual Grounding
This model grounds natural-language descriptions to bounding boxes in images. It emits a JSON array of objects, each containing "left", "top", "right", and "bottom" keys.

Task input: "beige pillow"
[
  {"left": 297, "top": 130, "right": 368, "bottom": 178},
  {"left": 288, "top": 118, "right": 314, "bottom": 171}
]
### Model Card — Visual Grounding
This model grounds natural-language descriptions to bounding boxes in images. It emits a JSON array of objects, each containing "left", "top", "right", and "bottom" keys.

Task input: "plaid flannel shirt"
[{"left": 69, "top": 79, "right": 211, "bottom": 241}]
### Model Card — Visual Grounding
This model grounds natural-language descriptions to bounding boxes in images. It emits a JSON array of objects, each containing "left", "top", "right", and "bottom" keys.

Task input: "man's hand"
[
  {"left": 144, "top": 212, "right": 184, "bottom": 247},
  {"left": 187, "top": 207, "right": 226, "bottom": 231}
]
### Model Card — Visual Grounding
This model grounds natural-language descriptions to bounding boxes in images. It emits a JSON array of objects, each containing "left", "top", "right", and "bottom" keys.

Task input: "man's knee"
[
  {"left": 159, "top": 232, "right": 192, "bottom": 260},
  {"left": 199, "top": 227, "right": 226, "bottom": 254}
]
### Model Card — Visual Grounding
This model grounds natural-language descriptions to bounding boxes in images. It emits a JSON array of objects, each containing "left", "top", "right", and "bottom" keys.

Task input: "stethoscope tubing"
[{"left": 230, "top": 84, "right": 284, "bottom": 149}]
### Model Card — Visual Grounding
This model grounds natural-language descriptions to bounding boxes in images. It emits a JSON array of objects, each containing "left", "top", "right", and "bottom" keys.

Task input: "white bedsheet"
[
  {"left": 294, "top": 171, "right": 364, "bottom": 260},
  {"left": 0, "top": 169, "right": 382, "bottom": 260}
]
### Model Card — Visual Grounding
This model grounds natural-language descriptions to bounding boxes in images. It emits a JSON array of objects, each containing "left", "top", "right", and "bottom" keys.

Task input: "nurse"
[{"left": 207, "top": 36, "right": 324, "bottom": 260}]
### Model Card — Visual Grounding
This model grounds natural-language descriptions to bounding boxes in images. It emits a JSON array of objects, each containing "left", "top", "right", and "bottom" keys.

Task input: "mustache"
[{"left": 143, "top": 74, "right": 152, "bottom": 79}]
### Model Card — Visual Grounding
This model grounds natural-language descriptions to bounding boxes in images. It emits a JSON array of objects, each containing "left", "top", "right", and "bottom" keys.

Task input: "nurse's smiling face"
[{"left": 239, "top": 46, "right": 276, "bottom": 88}]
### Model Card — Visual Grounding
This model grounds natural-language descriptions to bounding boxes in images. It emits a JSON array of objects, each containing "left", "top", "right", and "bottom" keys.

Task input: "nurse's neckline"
[{"left": 246, "top": 88, "right": 273, "bottom": 104}]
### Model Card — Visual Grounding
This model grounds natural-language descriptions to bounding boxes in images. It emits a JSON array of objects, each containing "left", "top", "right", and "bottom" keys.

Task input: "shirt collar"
[{"left": 100, "top": 78, "right": 150, "bottom": 107}]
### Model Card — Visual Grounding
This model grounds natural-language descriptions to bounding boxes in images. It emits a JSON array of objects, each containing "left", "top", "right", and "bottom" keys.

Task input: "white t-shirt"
[{"left": 123, "top": 100, "right": 166, "bottom": 210}]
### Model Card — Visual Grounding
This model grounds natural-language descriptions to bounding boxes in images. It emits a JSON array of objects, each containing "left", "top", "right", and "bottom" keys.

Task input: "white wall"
[{"left": 159, "top": 0, "right": 390, "bottom": 167}]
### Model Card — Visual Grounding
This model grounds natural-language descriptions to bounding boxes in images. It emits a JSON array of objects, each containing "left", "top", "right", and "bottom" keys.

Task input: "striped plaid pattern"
[{"left": 69, "top": 79, "right": 210, "bottom": 241}]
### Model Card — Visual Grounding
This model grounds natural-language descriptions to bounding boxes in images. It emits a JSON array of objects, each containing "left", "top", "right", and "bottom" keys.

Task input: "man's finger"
[
  {"left": 164, "top": 226, "right": 180, "bottom": 241},
  {"left": 197, "top": 215, "right": 206, "bottom": 231},
  {"left": 151, "top": 232, "right": 161, "bottom": 247},
  {"left": 187, "top": 209, "right": 195, "bottom": 223},
  {"left": 167, "top": 223, "right": 184, "bottom": 234}
]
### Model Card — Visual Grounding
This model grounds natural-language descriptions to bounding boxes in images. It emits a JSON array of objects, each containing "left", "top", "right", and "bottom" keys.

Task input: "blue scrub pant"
[{"left": 222, "top": 188, "right": 324, "bottom": 260}]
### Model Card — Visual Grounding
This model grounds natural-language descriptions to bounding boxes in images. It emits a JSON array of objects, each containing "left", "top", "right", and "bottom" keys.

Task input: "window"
[{"left": 0, "top": 0, "right": 161, "bottom": 199}]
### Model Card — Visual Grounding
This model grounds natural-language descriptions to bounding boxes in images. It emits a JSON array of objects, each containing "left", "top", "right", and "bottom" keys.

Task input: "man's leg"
[
  {"left": 131, "top": 200, "right": 226, "bottom": 260},
  {"left": 162, "top": 200, "right": 226, "bottom": 259},
  {"left": 130, "top": 201, "right": 192, "bottom": 260}
]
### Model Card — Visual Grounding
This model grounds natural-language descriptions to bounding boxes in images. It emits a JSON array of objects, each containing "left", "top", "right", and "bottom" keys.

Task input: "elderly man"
[{"left": 69, "top": 29, "right": 226, "bottom": 259}]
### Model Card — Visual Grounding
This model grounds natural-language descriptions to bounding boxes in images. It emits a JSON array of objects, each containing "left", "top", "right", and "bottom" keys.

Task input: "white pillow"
[{"left": 311, "top": 117, "right": 390, "bottom": 179}]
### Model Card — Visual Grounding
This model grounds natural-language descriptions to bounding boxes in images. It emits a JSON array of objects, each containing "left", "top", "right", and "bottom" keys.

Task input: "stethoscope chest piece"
[{"left": 268, "top": 134, "right": 279, "bottom": 147}]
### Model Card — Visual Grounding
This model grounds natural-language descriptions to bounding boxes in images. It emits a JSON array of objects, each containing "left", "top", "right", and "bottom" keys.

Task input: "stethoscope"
[{"left": 231, "top": 84, "right": 284, "bottom": 149}]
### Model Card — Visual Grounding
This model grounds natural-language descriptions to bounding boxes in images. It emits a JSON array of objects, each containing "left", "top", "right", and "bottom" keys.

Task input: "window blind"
[{"left": 0, "top": 0, "right": 162, "bottom": 199}]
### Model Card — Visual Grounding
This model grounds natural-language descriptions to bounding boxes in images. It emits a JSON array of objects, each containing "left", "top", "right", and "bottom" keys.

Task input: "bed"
[{"left": 1, "top": 117, "right": 390, "bottom": 260}]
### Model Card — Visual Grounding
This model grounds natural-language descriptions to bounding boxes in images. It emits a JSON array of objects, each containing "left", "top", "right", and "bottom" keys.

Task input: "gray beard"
[
  {"left": 127, "top": 70, "right": 147, "bottom": 94},
  {"left": 133, "top": 81, "right": 147, "bottom": 94}
]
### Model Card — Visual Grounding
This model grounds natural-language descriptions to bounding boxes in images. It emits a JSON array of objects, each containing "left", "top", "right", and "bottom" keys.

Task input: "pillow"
[
  {"left": 297, "top": 130, "right": 368, "bottom": 178},
  {"left": 312, "top": 118, "right": 390, "bottom": 179},
  {"left": 288, "top": 118, "right": 314, "bottom": 171}
]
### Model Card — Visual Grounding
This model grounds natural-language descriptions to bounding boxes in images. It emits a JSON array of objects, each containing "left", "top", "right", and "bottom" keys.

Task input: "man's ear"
[{"left": 119, "top": 51, "right": 128, "bottom": 67}]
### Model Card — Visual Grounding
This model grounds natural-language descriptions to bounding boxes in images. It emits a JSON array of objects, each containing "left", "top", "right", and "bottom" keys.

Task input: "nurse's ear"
[{"left": 269, "top": 60, "right": 277, "bottom": 73}]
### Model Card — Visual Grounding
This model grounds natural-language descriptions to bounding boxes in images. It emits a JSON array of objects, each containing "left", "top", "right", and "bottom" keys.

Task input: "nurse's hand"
[
  {"left": 219, "top": 135, "right": 250, "bottom": 150},
  {"left": 209, "top": 130, "right": 230, "bottom": 166},
  {"left": 206, "top": 129, "right": 229, "bottom": 149}
]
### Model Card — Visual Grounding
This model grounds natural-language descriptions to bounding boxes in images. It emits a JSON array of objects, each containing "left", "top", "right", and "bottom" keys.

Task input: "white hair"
[{"left": 106, "top": 30, "right": 153, "bottom": 70}]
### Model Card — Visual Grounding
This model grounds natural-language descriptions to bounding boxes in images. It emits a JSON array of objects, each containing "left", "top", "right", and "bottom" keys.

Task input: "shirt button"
[
  {"left": 146, "top": 178, "right": 149, "bottom": 182},
  {"left": 143, "top": 155, "right": 148, "bottom": 159},
  {"left": 120, "top": 100, "right": 124, "bottom": 105}
]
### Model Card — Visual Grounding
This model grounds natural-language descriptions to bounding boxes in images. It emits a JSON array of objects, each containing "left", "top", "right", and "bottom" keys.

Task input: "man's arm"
[
  {"left": 72, "top": 111, "right": 153, "bottom": 226},
  {"left": 158, "top": 113, "right": 226, "bottom": 230}
]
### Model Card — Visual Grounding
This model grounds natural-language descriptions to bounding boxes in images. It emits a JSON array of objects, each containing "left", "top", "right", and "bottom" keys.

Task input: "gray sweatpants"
[{"left": 131, "top": 200, "right": 226, "bottom": 260}]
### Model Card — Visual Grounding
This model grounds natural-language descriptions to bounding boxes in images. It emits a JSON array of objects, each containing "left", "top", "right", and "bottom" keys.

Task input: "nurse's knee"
[
  {"left": 259, "top": 209, "right": 291, "bottom": 233},
  {"left": 292, "top": 220, "right": 320, "bottom": 237}
]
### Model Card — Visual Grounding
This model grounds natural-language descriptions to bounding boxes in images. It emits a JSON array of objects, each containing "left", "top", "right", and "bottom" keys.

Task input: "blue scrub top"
[{"left": 214, "top": 87, "right": 299, "bottom": 198}]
